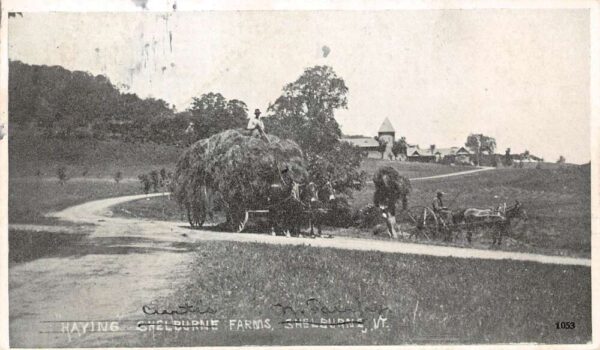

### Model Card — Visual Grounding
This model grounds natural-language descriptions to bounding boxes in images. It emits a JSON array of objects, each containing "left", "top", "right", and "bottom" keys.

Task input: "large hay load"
[
  {"left": 373, "top": 166, "right": 411, "bottom": 238},
  {"left": 172, "top": 129, "right": 307, "bottom": 229}
]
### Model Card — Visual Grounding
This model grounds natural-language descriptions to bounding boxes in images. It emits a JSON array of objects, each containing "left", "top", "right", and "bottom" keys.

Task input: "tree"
[
  {"left": 160, "top": 168, "right": 168, "bottom": 182},
  {"left": 265, "top": 66, "right": 348, "bottom": 154},
  {"left": 187, "top": 92, "right": 248, "bottom": 139},
  {"left": 557, "top": 155, "right": 566, "bottom": 164},
  {"left": 264, "top": 66, "right": 364, "bottom": 198},
  {"left": 138, "top": 174, "right": 151, "bottom": 194},
  {"left": 305, "top": 142, "right": 365, "bottom": 196},
  {"left": 504, "top": 148, "right": 513, "bottom": 167},
  {"left": 57, "top": 166, "right": 68, "bottom": 185},
  {"left": 375, "top": 136, "right": 387, "bottom": 159},
  {"left": 149, "top": 170, "right": 160, "bottom": 192},
  {"left": 491, "top": 155, "right": 498, "bottom": 167},
  {"left": 114, "top": 171, "right": 123, "bottom": 184},
  {"left": 466, "top": 134, "right": 496, "bottom": 166},
  {"left": 392, "top": 137, "right": 408, "bottom": 160},
  {"left": 8, "top": 60, "right": 176, "bottom": 143}
]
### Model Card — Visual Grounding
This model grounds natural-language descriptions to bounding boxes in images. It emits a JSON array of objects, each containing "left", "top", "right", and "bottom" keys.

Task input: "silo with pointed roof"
[{"left": 377, "top": 118, "right": 395, "bottom": 158}]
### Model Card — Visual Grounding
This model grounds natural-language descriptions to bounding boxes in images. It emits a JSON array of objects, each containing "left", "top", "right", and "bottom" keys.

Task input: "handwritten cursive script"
[
  {"left": 273, "top": 297, "right": 389, "bottom": 317},
  {"left": 142, "top": 302, "right": 218, "bottom": 316}
]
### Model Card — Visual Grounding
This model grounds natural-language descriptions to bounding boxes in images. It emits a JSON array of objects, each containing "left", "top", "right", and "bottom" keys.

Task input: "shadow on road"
[{"left": 9, "top": 230, "right": 199, "bottom": 265}]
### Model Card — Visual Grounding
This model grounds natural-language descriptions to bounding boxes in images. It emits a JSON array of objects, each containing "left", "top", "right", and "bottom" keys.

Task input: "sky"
[{"left": 8, "top": 9, "right": 591, "bottom": 163}]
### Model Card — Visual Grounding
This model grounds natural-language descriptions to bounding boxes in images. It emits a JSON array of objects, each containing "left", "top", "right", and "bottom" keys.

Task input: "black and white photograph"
[{"left": 1, "top": 0, "right": 597, "bottom": 348}]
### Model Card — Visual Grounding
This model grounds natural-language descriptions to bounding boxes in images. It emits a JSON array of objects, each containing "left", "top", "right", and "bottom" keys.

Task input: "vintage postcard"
[{"left": 1, "top": 0, "right": 598, "bottom": 348}]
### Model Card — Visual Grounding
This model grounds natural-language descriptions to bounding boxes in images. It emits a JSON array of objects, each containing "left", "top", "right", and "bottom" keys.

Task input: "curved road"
[
  {"left": 8, "top": 166, "right": 590, "bottom": 347},
  {"left": 44, "top": 166, "right": 588, "bottom": 267}
]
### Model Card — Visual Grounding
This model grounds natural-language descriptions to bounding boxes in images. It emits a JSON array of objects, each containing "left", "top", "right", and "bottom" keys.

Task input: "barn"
[{"left": 341, "top": 118, "right": 396, "bottom": 159}]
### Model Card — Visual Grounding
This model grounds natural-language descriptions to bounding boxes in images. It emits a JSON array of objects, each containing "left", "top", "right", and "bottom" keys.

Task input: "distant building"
[
  {"left": 407, "top": 146, "right": 436, "bottom": 163},
  {"left": 341, "top": 136, "right": 381, "bottom": 158},
  {"left": 438, "top": 146, "right": 472, "bottom": 164},
  {"left": 511, "top": 152, "right": 543, "bottom": 163},
  {"left": 341, "top": 119, "right": 473, "bottom": 164},
  {"left": 407, "top": 146, "right": 472, "bottom": 164},
  {"left": 341, "top": 118, "right": 396, "bottom": 159}
]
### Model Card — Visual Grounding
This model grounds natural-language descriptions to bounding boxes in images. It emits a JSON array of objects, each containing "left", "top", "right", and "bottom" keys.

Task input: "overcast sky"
[{"left": 8, "top": 10, "right": 591, "bottom": 163}]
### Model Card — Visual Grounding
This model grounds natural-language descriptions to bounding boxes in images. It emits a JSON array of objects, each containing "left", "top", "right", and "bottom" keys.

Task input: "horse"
[
  {"left": 456, "top": 200, "right": 527, "bottom": 245},
  {"left": 268, "top": 179, "right": 335, "bottom": 237},
  {"left": 459, "top": 206, "right": 504, "bottom": 243},
  {"left": 492, "top": 200, "right": 528, "bottom": 245},
  {"left": 268, "top": 178, "right": 303, "bottom": 236},
  {"left": 301, "top": 181, "right": 336, "bottom": 237}
]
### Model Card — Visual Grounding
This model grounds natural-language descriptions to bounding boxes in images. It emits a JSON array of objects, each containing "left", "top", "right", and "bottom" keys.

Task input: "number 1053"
[{"left": 555, "top": 322, "right": 575, "bottom": 329}]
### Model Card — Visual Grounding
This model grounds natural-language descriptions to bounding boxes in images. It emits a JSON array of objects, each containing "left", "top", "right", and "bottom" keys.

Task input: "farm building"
[
  {"left": 407, "top": 146, "right": 472, "bottom": 164},
  {"left": 437, "top": 147, "right": 472, "bottom": 164},
  {"left": 341, "top": 136, "right": 381, "bottom": 158},
  {"left": 341, "top": 118, "right": 396, "bottom": 159},
  {"left": 406, "top": 146, "right": 436, "bottom": 162},
  {"left": 341, "top": 118, "right": 474, "bottom": 164}
]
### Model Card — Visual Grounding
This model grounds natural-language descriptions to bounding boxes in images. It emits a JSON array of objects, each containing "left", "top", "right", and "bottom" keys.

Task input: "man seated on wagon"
[
  {"left": 432, "top": 191, "right": 454, "bottom": 225},
  {"left": 246, "top": 108, "right": 267, "bottom": 140}
]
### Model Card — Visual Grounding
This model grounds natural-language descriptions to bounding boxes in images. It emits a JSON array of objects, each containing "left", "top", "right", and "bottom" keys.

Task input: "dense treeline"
[{"left": 8, "top": 60, "right": 247, "bottom": 145}]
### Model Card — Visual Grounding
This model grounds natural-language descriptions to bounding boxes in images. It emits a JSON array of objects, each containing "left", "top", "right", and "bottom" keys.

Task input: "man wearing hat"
[
  {"left": 432, "top": 190, "right": 453, "bottom": 225},
  {"left": 247, "top": 108, "right": 266, "bottom": 139}
]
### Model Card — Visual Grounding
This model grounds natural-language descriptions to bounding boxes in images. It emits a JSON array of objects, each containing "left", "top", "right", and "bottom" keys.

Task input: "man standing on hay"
[{"left": 247, "top": 108, "right": 268, "bottom": 141}]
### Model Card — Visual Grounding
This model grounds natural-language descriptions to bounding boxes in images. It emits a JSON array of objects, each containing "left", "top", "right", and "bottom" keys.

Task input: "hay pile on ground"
[{"left": 172, "top": 129, "right": 307, "bottom": 228}]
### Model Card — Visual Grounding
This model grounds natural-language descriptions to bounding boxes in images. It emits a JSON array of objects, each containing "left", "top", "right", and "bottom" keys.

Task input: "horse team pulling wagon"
[
  {"left": 405, "top": 200, "right": 528, "bottom": 245},
  {"left": 236, "top": 180, "right": 336, "bottom": 237},
  {"left": 175, "top": 132, "right": 527, "bottom": 244}
]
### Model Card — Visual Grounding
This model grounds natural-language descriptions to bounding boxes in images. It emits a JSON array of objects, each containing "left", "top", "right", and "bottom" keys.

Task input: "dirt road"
[
  {"left": 43, "top": 191, "right": 589, "bottom": 267},
  {"left": 7, "top": 167, "right": 589, "bottom": 347}
]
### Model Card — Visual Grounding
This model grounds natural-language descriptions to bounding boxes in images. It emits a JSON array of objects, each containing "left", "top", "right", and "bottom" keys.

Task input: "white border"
[{"left": 0, "top": 1, "right": 598, "bottom": 350}]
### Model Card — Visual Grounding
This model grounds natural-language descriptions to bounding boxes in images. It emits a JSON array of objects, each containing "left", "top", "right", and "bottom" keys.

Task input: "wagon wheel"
[{"left": 406, "top": 206, "right": 439, "bottom": 240}]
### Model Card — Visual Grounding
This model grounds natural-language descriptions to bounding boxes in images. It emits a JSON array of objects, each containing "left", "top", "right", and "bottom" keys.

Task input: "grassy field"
[
  {"left": 354, "top": 166, "right": 591, "bottom": 257},
  {"left": 113, "top": 195, "right": 187, "bottom": 222},
  {"left": 9, "top": 132, "right": 181, "bottom": 223},
  {"left": 9, "top": 178, "right": 141, "bottom": 224},
  {"left": 360, "top": 158, "right": 476, "bottom": 179},
  {"left": 9, "top": 132, "right": 590, "bottom": 257},
  {"left": 122, "top": 241, "right": 590, "bottom": 346},
  {"left": 9, "top": 132, "right": 181, "bottom": 178}
]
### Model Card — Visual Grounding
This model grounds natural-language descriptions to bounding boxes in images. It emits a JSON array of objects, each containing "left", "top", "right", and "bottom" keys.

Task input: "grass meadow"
[
  {"left": 9, "top": 178, "right": 141, "bottom": 224},
  {"left": 9, "top": 133, "right": 180, "bottom": 223},
  {"left": 9, "top": 132, "right": 181, "bottom": 178},
  {"left": 360, "top": 158, "right": 476, "bottom": 179},
  {"left": 122, "top": 241, "right": 590, "bottom": 346}
]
